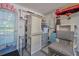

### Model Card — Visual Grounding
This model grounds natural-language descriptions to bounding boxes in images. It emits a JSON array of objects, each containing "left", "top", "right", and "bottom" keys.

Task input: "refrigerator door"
[{"left": 0, "top": 9, "right": 16, "bottom": 55}]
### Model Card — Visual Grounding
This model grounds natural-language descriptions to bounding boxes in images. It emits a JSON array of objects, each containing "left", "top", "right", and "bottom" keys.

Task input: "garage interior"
[{"left": 0, "top": 3, "right": 79, "bottom": 56}]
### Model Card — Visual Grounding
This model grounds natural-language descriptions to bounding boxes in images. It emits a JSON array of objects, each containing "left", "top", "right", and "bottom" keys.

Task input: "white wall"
[
  {"left": 45, "top": 10, "right": 79, "bottom": 32},
  {"left": 45, "top": 12, "right": 55, "bottom": 36},
  {"left": 45, "top": 12, "right": 55, "bottom": 28}
]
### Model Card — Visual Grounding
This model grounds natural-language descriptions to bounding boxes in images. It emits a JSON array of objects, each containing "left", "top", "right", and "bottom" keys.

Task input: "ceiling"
[{"left": 17, "top": 3, "right": 69, "bottom": 14}]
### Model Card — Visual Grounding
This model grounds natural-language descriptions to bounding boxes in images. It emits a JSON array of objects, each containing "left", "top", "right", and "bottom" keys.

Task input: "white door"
[{"left": 31, "top": 15, "right": 42, "bottom": 55}]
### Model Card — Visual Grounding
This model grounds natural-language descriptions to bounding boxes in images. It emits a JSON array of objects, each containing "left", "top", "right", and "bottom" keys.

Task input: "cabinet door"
[{"left": 31, "top": 15, "right": 42, "bottom": 55}]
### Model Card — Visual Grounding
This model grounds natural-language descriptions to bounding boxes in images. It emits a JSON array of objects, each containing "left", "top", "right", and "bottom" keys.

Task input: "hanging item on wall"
[{"left": 56, "top": 17, "right": 61, "bottom": 25}]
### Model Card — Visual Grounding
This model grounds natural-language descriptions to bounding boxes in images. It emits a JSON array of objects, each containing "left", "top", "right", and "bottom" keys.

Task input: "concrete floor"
[
  {"left": 22, "top": 50, "right": 46, "bottom": 56},
  {"left": 23, "top": 50, "right": 30, "bottom": 56},
  {"left": 42, "top": 46, "right": 48, "bottom": 55},
  {"left": 32, "top": 50, "right": 46, "bottom": 56}
]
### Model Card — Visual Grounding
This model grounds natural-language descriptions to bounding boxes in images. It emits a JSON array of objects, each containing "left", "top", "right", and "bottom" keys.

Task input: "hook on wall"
[{"left": 67, "top": 16, "right": 71, "bottom": 20}]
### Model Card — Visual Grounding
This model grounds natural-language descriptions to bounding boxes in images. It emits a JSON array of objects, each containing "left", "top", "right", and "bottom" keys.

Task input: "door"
[{"left": 31, "top": 15, "right": 42, "bottom": 55}]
